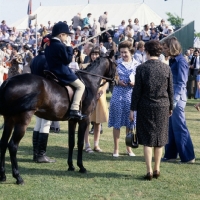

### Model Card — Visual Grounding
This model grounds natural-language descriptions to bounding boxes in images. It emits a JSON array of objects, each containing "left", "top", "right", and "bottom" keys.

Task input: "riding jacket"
[{"left": 45, "top": 38, "right": 77, "bottom": 85}]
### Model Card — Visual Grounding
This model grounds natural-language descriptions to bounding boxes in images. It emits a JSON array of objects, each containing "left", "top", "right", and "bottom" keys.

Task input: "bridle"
[{"left": 76, "top": 57, "right": 116, "bottom": 84}]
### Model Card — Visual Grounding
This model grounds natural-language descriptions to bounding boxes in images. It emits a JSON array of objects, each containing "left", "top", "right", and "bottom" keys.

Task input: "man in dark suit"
[
  {"left": 104, "top": 36, "right": 117, "bottom": 54},
  {"left": 190, "top": 49, "right": 200, "bottom": 76}
]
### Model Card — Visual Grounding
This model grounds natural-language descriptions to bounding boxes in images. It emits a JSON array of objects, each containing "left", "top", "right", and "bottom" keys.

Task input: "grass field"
[{"left": 0, "top": 97, "right": 200, "bottom": 200}]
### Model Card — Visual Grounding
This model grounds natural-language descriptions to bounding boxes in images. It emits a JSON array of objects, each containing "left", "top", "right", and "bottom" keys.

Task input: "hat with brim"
[
  {"left": 83, "top": 25, "right": 89, "bottom": 29},
  {"left": 52, "top": 21, "right": 71, "bottom": 37}
]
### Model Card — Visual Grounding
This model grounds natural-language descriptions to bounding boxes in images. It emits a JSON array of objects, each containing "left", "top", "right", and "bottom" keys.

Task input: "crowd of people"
[{"left": 0, "top": 12, "right": 197, "bottom": 179}]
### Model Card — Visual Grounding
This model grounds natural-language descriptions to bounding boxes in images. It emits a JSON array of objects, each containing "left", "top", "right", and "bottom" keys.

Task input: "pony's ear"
[{"left": 106, "top": 49, "right": 115, "bottom": 59}]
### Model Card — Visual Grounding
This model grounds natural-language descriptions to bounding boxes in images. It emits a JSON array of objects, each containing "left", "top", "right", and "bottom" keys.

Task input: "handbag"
[{"left": 125, "top": 121, "right": 139, "bottom": 148}]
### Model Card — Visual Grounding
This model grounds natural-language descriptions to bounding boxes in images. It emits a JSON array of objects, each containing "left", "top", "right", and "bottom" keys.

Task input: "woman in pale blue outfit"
[
  {"left": 195, "top": 71, "right": 200, "bottom": 99},
  {"left": 109, "top": 41, "right": 139, "bottom": 157}
]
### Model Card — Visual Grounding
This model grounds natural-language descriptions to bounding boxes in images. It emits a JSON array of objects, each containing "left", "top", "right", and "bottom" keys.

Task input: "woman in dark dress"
[{"left": 129, "top": 40, "right": 173, "bottom": 180}]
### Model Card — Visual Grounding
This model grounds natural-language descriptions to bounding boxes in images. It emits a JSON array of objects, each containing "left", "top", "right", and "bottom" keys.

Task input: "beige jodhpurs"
[{"left": 70, "top": 79, "right": 85, "bottom": 110}]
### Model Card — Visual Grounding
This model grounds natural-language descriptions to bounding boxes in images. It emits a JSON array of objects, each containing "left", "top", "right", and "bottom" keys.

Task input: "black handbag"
[{"left": 125, "top": 128, "right": 139, "bottom": 148}]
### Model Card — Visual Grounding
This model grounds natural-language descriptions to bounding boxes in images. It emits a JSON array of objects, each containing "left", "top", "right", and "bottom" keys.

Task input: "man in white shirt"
[{"left": 99, "top": 42, "right": 107, "bottom": 54}]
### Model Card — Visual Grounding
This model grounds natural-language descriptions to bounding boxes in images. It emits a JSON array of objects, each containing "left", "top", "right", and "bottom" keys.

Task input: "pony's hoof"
[
  {"left": 0, "top": 175, "right": 6, "bottom": 182},
  {"left": 16, "top": 177, "right": 24, "bottom": 185},
  {"left": 79, "top": 167, "right": 87, "bottom": 173},
  {"left": 68, "top": 166, "right": 75, "bottom": 171}
]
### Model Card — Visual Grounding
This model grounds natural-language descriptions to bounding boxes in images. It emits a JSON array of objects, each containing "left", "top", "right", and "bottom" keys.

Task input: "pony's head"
[{"left": 103, "top": 49, "right": 117, "bottom": 83}]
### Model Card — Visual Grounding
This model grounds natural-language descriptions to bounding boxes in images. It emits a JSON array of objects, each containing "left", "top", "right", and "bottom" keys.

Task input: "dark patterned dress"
[{"left": 131, "top": 59, "right": 173, "bottom": 147}]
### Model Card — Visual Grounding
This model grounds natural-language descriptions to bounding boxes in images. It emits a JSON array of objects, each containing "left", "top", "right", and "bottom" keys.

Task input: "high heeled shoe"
[
  {"left": 153, "top": 170, "right": 160, "bottom": 179},
  {"left": 144, "top": 172, "right": 153, "bottom": 181}
]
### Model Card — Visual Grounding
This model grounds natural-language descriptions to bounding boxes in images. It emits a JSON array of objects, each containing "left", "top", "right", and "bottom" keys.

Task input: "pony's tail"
[{"left": 0, "top": 80, "right": 8, "bottom": 115}]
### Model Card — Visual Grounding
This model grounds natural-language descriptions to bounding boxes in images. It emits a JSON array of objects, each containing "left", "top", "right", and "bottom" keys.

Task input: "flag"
[
  {"left": 27, "top": 0, "right": 32, "bottom": 15},
  {"left": 27, "top": 0, "right": 32, "bottom": 27}
]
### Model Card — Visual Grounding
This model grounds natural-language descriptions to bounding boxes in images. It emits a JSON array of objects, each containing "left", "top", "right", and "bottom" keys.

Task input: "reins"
[{"left": 76, "top": 70, "right": 114, "bottom": 82}]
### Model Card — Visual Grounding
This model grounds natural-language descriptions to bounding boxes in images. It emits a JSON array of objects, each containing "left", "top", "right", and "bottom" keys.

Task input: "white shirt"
[
  {"left": 140, "top": 30, "right": 151, "bottom": 41},
  {"left": 195, "top": 56, "right": 200, "bottom": 69},
  {"left": 132, "top": 24, "right": 141, "bottom": 36}
]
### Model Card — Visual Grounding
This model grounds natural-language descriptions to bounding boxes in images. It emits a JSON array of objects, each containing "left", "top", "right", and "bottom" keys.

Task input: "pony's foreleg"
[
  {"left": 77, "top": 120, "right": 88, "bottom": 173},
  {"left": 67, "top": 120, "right": 76, "bottom": 171},
  {"left": 8, "top": 111, "right": 34, "bottom": 185},
  {"left": 0, "top": 117, "right": 14, "bottom": 182}
]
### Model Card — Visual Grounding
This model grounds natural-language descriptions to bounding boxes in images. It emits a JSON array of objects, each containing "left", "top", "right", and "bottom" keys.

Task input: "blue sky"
[{"left": 0, "top": 0, "right": 199, "bottom": 32}]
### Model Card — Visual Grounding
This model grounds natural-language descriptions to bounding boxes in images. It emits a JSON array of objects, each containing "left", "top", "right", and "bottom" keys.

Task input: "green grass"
[{"left": 0, "top": 97, "right": 200, "bottom": 200}]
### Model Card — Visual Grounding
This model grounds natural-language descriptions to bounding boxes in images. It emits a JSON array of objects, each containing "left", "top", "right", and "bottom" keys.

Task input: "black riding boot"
[
  {"left": 69, "top": 110, "right": 87, "bottom": 120},
  {"left": 32, "top": 131, "right": 39, "bottom": 162},
  {"left": 37, "top": 133, "right": 55, "bottom": 163}
]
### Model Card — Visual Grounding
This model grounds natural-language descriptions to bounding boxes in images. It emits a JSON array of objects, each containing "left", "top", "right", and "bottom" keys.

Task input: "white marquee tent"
[{"left": 11, "top": 3, "right": 162, "bottom": 30}]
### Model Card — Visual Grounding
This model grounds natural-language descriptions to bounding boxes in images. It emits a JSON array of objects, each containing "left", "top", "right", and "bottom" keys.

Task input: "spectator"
[
  {"left": 140, "top": 24, "right": 150, "bottom": 42},
  {"left": 128, "top": 19, "right": 132, "bottom": 27},
  {"left": 104, "top": 36, "right": 117, "bottom": 54},
  {"left": 134, "top": 41, "right": 146, "bottom": 64},
  {"left": 130, "top": 40, "right": 173, "bottom": 180},
  {"left": 15, "top": 31, "right": 24, "bottom": 44},
  {"left": 91, "top": 37, "right": 98, "bottom": 47},
  {"left": 156, "top": 19, "right": 166, "bottom": 40},
  {"left": 81, "top": 25, "right": 90, "bottom": 38},
  {"left": 108, "top": 40, "right": 139, "bottom": 157},
  {"left": 0, "top": 20, "right": 9, "bottom": 32},
  {"left": 84, "top": 46, "right": 108, "bottom": 153},
  {"left": 41, "top": 26, "right": 48, "bottom": 37},
  {"left": 118, "top": 20, "right": 126, "bottom": 35},
  {"left": 150, "top": 28, "right": 159, "bottom": 41},
  {"left": 29, "top": 34, "right": 36, "bottom": 45},
  {"left": 9, "top": 32, "right": 16, "bottom": 43},
  {"left": 83, "top": 13, "right": 92, "bottom": 28},
  {"left": 71, "top": 13, "right": 83, "bottom": 30},
  {"left": 23, "top": 34, "right": 30, "bottom": 44},
  {"left": 47, "top": 21, "right": 52, "bottom": 31},
  {"left": 119, "top": 34, "right": 125, "bottom": 43},
  {"left": 162, "top": 36, "right": 195, "bottom": 164},
  {"left": 126, "top": 33, "right": 134, "bottom": 46},
  {"left": 23, "top": 27, "right": 31, "bottom": 36},
  {"left": 73, "top": 47, "right": 84, "bottom": 66},
  {"left": 190, "top": 49, "right": 200, "bottom": 76},
  {"left": 125, "top": 25, "right": 134, "bottom": 39},
  {"left": 99, "top": 42, "right": 107, "bottom": 54},
  {"left": 0, "top": 29, "right": 3, "bottom": 40},
  {"left": 132, "top": 18, "right": 140, "bottom": 42},
  {"left": 98, "top": 11, "right": 108, "bottom": 42},
  {"left": 22, "top": 44, "right": 34, "bottom": 73},
  {"left": 91, "top": 18, "right": 101, "bottom": 37},
  {"left": 149, "top": 22, "right": 155, "bottom": 31},
  {"left": 12, "top": 26, "right": 19, "bottom": 37},
  {"left": 1, "top": 30, "right": 9, "bottom": 41}
]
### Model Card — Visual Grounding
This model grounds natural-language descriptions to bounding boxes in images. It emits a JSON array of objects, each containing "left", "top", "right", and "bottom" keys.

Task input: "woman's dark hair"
[
  {"left": 118, "top": 40, "right": 134, "bottom": 55},
  {"left": 145, "top": 40, "right": 163, "bottom": 57},
  {"left": 73, "top": 48, "right": 81, "bottom": 57},
  {"left": 89, "top": 46, "right": 101, "bottom": 59}
]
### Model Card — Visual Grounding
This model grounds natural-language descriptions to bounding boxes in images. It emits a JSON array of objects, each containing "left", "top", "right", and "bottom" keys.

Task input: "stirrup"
[{"left": 69, "top": 110, "right": 87, "bottom": 120}]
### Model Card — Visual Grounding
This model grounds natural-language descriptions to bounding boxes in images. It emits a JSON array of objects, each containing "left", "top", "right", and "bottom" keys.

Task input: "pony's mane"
[{"left": 83, "top": 56, "right": 107, "bottom": 72}]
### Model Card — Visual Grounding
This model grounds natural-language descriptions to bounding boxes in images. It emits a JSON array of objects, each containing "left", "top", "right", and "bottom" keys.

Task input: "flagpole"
[{"left": 35, "top": 15, "right": 38, "bottom": 56}]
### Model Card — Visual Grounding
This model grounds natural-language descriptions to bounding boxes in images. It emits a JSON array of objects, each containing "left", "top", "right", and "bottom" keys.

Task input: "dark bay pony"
[{"left": 0, "top": 51, "right": 116, "bottom": 184}]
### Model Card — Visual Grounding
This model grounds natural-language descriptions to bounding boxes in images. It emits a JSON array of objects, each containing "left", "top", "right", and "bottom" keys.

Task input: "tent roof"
[{"left": 11, "top": 3, "right": 162, "bottom": 29}]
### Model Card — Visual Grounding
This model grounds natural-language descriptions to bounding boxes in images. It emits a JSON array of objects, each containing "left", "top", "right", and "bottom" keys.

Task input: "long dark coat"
[
  {"left": 30, "top": 51, "right": 48, "bottom": 77},
  {"left": 45, "top": 39, "right": 77, "bottom": 85},
  {"left": 131, "top": 59, "right": 173, "bottom": 147}
]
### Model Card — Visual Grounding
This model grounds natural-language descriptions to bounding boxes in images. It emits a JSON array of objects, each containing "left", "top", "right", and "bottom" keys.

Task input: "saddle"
[{"left": 43, "top": 70, "right": 74, "bottom": 102}]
